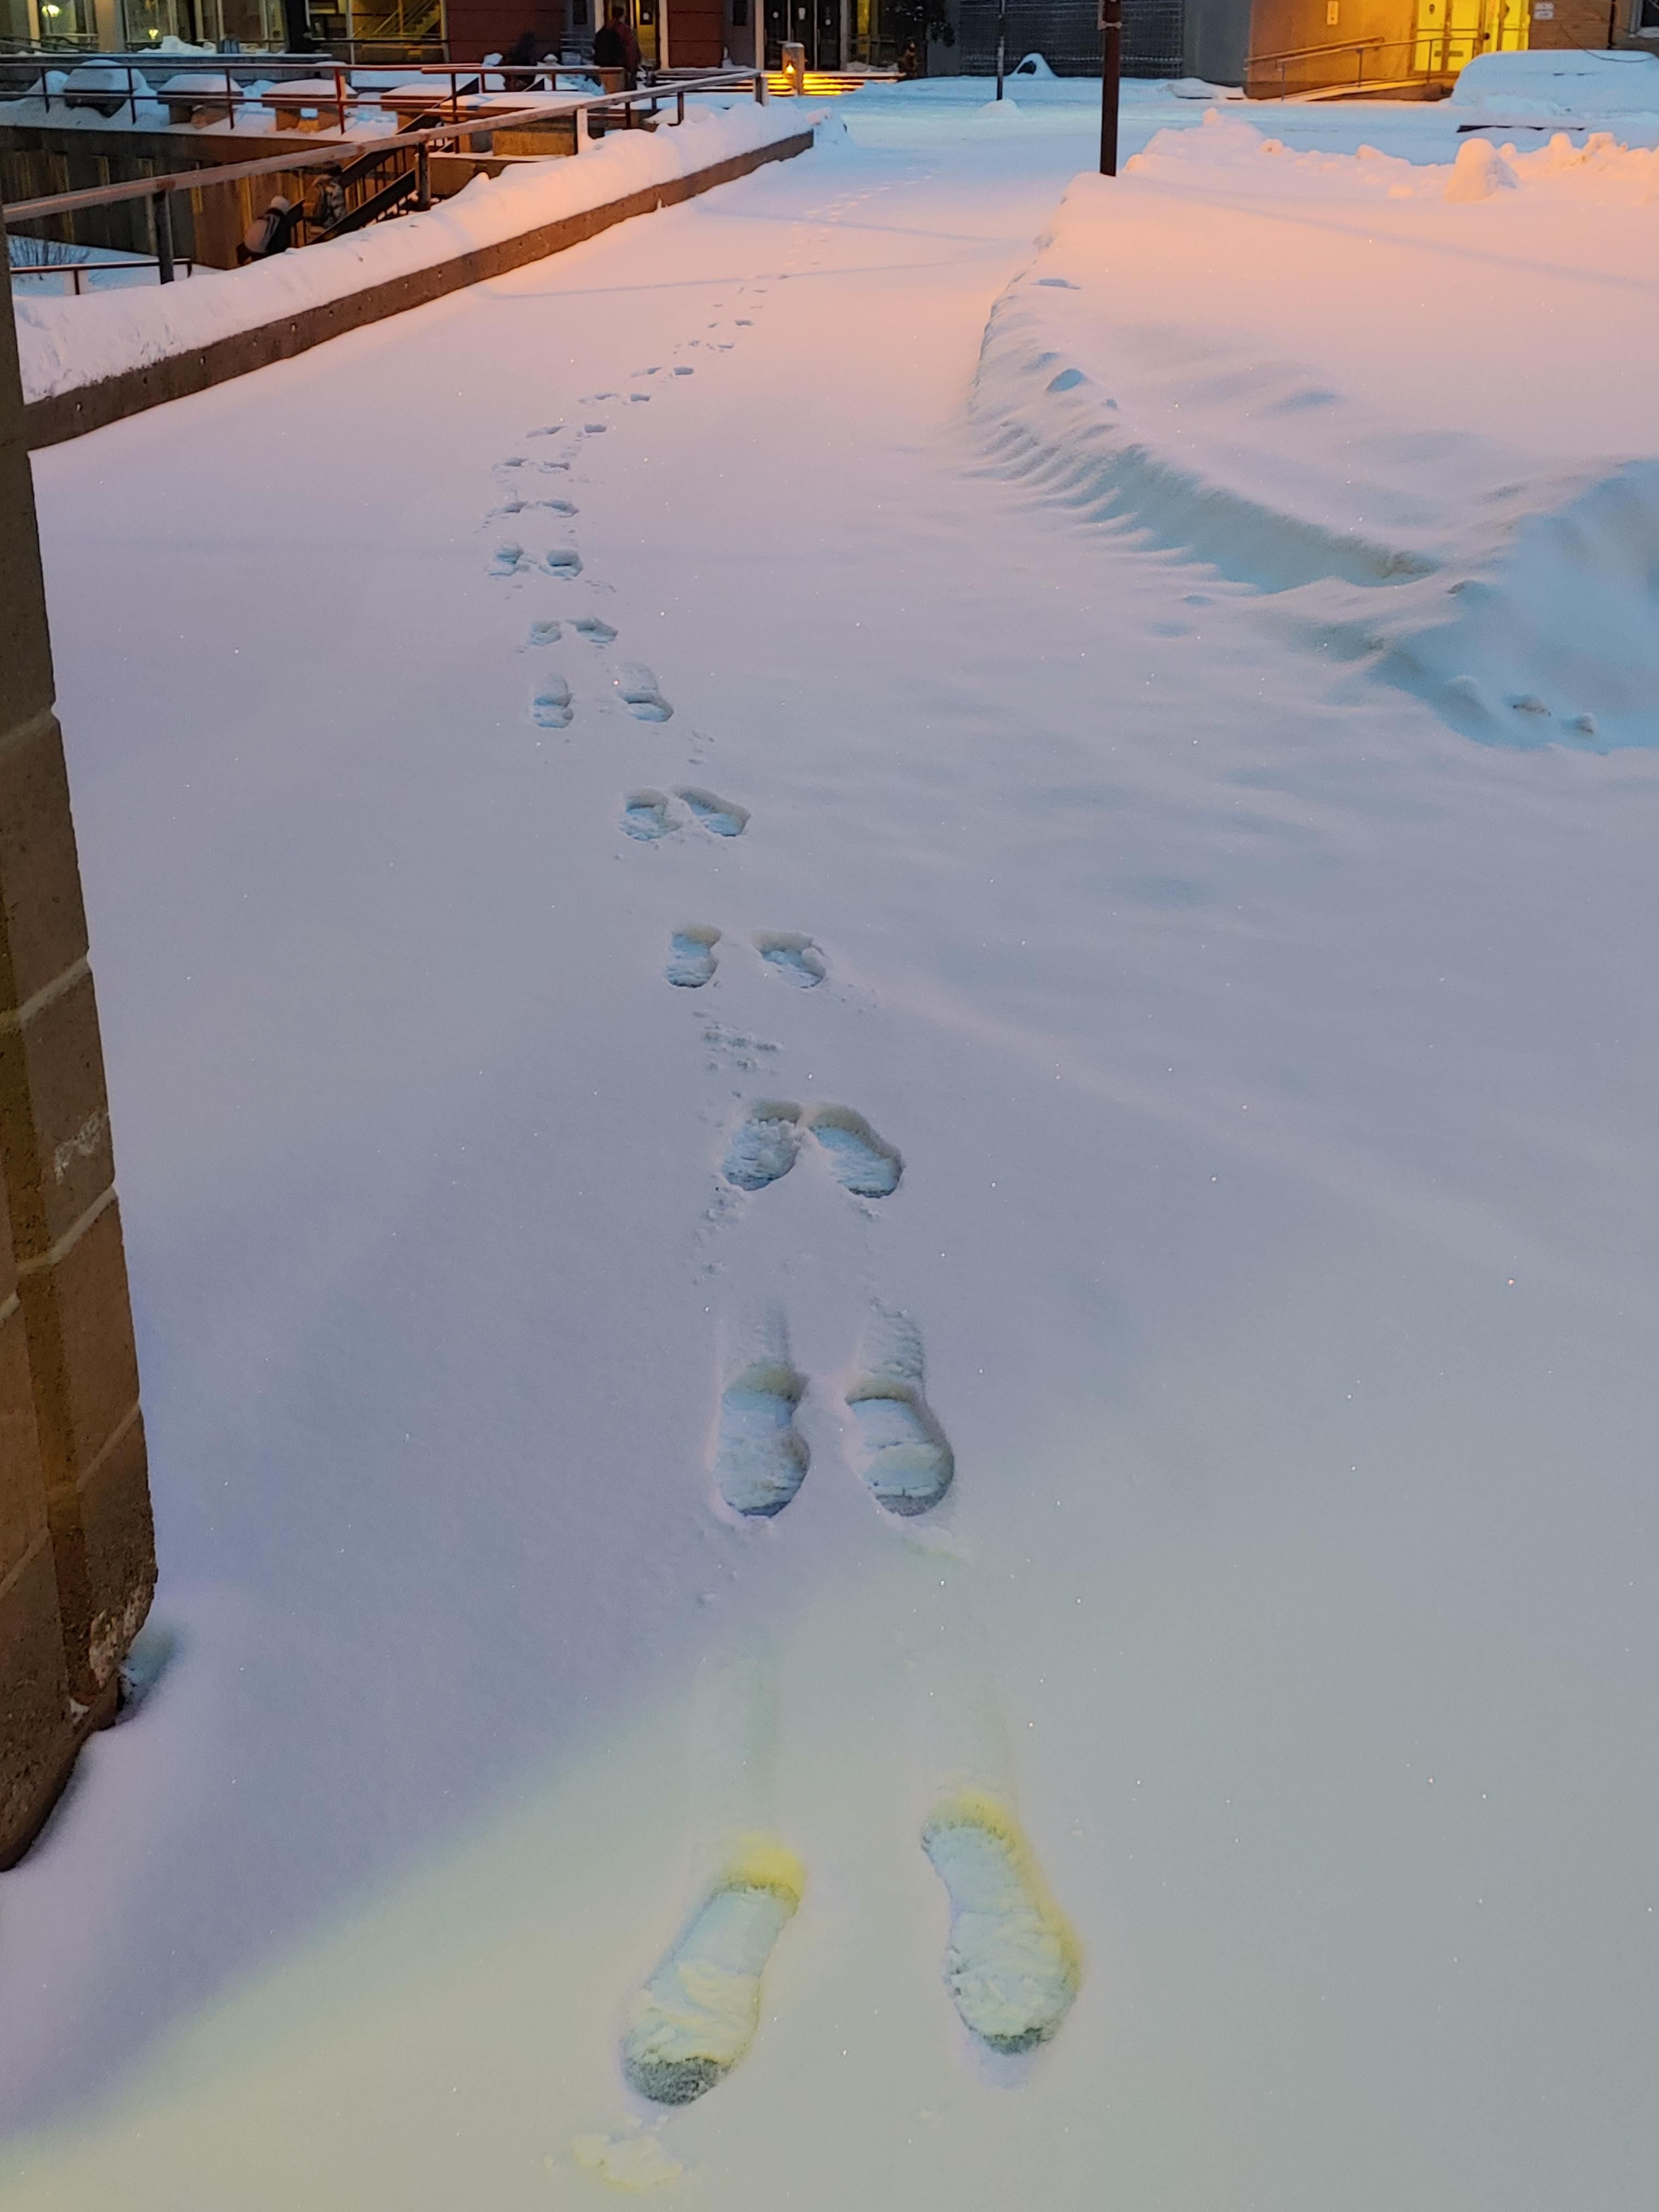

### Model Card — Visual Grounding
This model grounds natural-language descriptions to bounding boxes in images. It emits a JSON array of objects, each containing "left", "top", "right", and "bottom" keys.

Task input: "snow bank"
[
  {"left": 12, "top": 100, "right": 805, "bottom": 405},
  {"left": 1450, "top": 46, "right": 1659, "bottom": 117},
  {"left": 973, "top": 113, "right": 1659, "bottom": 747},
  {"left": 1121, "top": 105, "right": 1659, "bottom": 200}
]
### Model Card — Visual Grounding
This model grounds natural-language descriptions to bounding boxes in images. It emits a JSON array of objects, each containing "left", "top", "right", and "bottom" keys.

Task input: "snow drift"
[{"left": 971, "top": 115, "right": 1659, "bottom": 748}]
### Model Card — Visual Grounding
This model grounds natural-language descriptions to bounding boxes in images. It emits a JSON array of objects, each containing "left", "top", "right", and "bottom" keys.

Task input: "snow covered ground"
[{"left": 4, "top": 77, "right": 1657, "bottom": 2210}]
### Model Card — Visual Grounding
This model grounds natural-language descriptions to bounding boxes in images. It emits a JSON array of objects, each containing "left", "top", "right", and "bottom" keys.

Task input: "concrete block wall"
[{"left": 0, "top": 212, "right": 155, "bottom": 1869}]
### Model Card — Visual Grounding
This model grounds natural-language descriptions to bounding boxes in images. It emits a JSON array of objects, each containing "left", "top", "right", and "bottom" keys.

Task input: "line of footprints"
[{"left": 492, "top": 346, "right": 1077, "bottom": 2164}]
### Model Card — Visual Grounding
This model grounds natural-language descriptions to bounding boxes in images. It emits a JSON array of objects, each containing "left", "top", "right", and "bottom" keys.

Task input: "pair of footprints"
[
  {"left": 524, "top": 624, "right": 672, "bottom": 730},
  {"left": 625, "top": 787, "right": 746, "bottom": 841},
  {"left": 538, "top": 665, "right": 674, "bottom": 730},
  {"left": 715, "top": 1312, "right": 948, "bottom": 1520},
  {"left": 493, "top": 542, "right": 582, "bottom": 580},
  {"left": 724, "top": 1099, "right": 900, "bottom": 1201},
  {"left": 622, "top": 1796, "right": 1080, "bottom": 2107},
  {"left": 525, "top": 618, "right": 674, "bottom": 731},
  {"left": 668, "top": 928, "right": 823, "bottom": 990}
]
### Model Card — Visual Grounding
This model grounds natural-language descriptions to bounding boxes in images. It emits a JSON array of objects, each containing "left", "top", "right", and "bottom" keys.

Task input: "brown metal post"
[
  {"left": 1099, "top": 0, "right": 1121, "bottom": 174},
  {"left": 0, "top": 206, "right": 155, "bottom": 1869},
  {"left": 153, "top": 191, "right": 174, "bottom": 284}
]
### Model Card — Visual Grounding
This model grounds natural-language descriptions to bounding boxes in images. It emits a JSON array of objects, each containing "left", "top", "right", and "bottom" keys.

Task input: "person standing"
[
  {"left": 592, "top": 3, "right": 640, "bottom": 87},
  {"left": 501, "top": 29, "right": 541, "bottom": 92}
]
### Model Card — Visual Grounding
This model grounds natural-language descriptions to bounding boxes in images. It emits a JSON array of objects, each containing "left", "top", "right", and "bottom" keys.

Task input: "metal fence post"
[
  {"left": 153, "top": 190, "right": 174, "bottom": 284},
  {"left": 416, "top": 139, "right": 431, "bottom": 207}
]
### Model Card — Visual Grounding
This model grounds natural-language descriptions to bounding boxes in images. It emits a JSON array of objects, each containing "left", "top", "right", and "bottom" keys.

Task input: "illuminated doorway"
[{"left": 1415, "top": 0, "right": 1531, "bottom": 74}]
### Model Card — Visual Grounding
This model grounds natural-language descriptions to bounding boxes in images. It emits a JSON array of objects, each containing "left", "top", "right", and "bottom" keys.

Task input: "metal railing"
[
  {"left": 2, "top": 69, "right": 770, "bottom": 283},
  {"left": 0, "top": 51, "right": 623, "bottom": 131},
  {"left": 1244, "top": 30, "right": 1466, "bottom": 100},
  {"left": 7, "top": 252, "right": 196, "bottom": 292}
]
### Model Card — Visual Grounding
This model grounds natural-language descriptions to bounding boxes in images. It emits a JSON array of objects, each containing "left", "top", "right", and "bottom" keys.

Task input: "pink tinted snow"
[{"left": 980, "top": 114, "right": 1659, "bottom": 742}]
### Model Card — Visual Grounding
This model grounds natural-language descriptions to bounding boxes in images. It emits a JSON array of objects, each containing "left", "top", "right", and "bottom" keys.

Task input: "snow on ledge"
[{"left": 14, "top": 101, "right": 807, "bottom": 405}]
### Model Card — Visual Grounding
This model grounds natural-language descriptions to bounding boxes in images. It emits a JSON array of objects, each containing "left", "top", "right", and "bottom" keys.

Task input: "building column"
[{"left": 0, "top": 212, "right": 156, "bottom": 1868}]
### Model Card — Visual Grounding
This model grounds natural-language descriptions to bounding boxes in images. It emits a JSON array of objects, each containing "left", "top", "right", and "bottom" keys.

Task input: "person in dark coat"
[
  {"left": 502, "top": 29, "right": 541, "bottom": 91},
  {"left": 591, "top": 3, "right": 638, "bottom": 87}
]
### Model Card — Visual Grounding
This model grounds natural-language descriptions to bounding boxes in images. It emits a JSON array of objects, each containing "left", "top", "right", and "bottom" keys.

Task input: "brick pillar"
[{"left": 0, "top": 213, "right": 155, "bottom": 1867}]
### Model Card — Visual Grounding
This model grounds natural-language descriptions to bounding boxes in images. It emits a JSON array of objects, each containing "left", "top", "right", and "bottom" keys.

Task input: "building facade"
[{"left": 1, "top": 0, "right": 1650, "bottom": 80}]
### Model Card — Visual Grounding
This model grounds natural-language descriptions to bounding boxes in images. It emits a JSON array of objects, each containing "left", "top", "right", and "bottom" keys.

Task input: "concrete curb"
[{"left": 23, "top": 127, "right": 814, "bottom": 451}]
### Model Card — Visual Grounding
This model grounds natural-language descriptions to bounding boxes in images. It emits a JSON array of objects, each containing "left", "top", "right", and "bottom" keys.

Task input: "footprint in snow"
[
  {"left": 532, "top": 678, "right": 572, "bottom": 729},
  {"left": 676, "top": 787, "right": 748, "bottom": 837},
  {"left": 544, "top": 548, "right": 583, "bottom": 578},
  {"left": 754, "top": 931, "right": 824, "bottom": 987},
  {"left": 617, "top": 664, "right": 673, "bottom": 721},
  {"left": 622, "top": 790, "right": 682, "bottom": 841},
  {"left": 620, "top": 1842, "right": 804, "bottom": 2103},
  {"left": 490, "top": 542, "right": 530, "bottom": 575},
  {"left": 572, "top": 616, "right": 618, "bottom": 644},
  {"left": 843, "top": 1306, "right": 952, "bottom": 1517},
  {"left": 921, "top": 1794, "right": 1079, "bottom": 2055},
  {"left": 808, "top": 1104, "right": 902, "bottom": 1198},
  {"left": 722, "top": 1101, "right": 801, "bottom": 1191},
  {"left": 712, "top": 1317, "right": 810, "bottom": 1517},
  {"left": 667, "top": 926, "right": 720, "bottom": 988},
  {"left": 528, "top": 619, "right": 562, "bottom": 645}
]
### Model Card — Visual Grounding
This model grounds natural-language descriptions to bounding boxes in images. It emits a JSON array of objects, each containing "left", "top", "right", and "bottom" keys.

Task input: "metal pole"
[
  {"left": 153, "top": 189, "right": 174, "bottom": 283},
  {"left": 416, "top": 138, "right": 430, "bottom": 206},
  {"left": 995, "top": 0, "right": 1006, "bottom": 97},
  {"left": 1098, "top": 0, "right": 1120, "bottom": 175}
]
